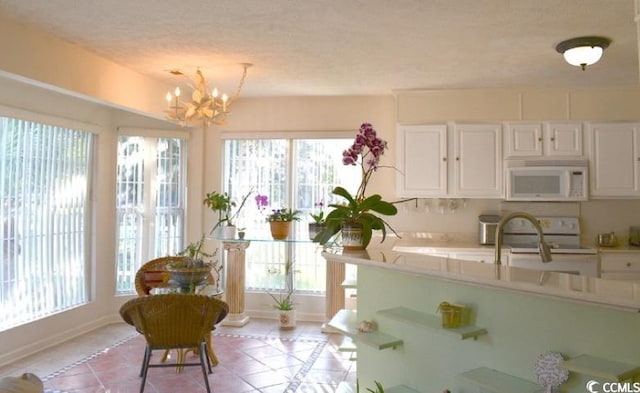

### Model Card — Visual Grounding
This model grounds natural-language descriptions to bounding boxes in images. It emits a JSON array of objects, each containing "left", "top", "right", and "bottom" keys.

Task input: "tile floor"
[{"left": 0, "top": 319, "right": 357, "bottom": 392}]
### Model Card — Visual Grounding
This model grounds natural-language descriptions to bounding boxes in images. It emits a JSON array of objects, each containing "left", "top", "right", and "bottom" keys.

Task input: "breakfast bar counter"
[{"left": 322, "top": 246, "right": 640, "bottom": 392}]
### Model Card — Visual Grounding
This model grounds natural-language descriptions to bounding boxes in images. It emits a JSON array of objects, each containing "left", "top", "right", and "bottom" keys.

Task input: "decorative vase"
[
  {"left": 278, "top": 309, "right": 296, "bottom": 329},
  {"left": 308, "top": 222, "right": 325, "bottom": 241},
  {"left": 341, "top": 222, "right": 365, "bottom": 250},
  {"left": 166, "top": 265, "right": 211, "bottom": 293},
  {"left": 269, "top": 221, "right": 292, "bottom": 240},
  {"left": 212, "top": 224, "right": 236, "bottom": 240}
]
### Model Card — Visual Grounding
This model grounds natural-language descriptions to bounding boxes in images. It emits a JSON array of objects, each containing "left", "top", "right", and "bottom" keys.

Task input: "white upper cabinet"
[
  {"left": 589, "top": 122, "right": 640, "bottom": 197},
  {"left": 396, "top": 124, "right": 448, "bottom": 197},
  {"left": 396, "top": 123, "right": 502, "bottom": 198},
  {"left": 452, "top": 124, "right": 503, "bottom": 198},
  {"left": 505, "top": 122, "right": 583, "bottom": 158}
]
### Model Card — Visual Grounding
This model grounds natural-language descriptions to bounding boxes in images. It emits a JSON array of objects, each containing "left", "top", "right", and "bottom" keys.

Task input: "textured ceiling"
[{"left": 0, "top": 0, "right": 637, "bottom": 97}]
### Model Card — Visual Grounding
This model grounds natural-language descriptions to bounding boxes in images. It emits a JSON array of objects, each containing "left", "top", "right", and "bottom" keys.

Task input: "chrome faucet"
[{"left": 494, "top": 212, "right": 552, "bottom": 265}]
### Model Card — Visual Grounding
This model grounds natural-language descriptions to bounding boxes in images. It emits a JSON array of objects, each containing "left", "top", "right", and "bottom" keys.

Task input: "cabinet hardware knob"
[
  {"left": 456, "top": 157, "right": 460, "bottom": 161},
  {"left": 443, "top": 157, "right": 447, "bottom": 162},
  {"left": 627, "top": 262, "right": 632, "bottom": 267},
  {"left": 550, "top": 137, "right": 555, "bottom": 141},
  {"left": 538, "top": 137, "right": 543, "bottom": 142}
]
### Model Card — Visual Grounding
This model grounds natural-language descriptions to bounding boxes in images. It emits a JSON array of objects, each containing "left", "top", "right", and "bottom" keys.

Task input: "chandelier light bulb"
[
  {"left": 165, "top": 92, "right": 172, "bottom": 103},
  {"left": 174, "top": 87, "right": 181, "bottom": 97}
]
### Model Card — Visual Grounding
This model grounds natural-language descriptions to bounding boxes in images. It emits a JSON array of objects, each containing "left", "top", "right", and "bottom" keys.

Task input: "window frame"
[
  {"left": 220, "top": 131, "right": 358, "bottom": 294},
  {"left": 115, "top": 127, "right": 189, "bottom": 295}
]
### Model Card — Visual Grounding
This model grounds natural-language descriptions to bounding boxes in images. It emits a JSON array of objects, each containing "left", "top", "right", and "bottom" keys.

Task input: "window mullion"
[{"left": 142, "top": 137, "right": 156, "bottom": 259}]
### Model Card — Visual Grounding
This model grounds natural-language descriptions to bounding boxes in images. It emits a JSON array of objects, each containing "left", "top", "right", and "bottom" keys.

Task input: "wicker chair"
[
  {"left": 134, "top": 256, "right": 188, "bottom": 296},
  {"left": 134, "top": 256, "right": 222, "bottom": 366},
  {"left": 119, "top": 294, "right": 229, "bottom": 393}
]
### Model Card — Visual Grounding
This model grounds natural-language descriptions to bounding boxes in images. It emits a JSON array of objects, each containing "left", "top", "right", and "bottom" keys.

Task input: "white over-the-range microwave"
[{"left": 505, "top": 160, "right": 588, "bottom": 201}]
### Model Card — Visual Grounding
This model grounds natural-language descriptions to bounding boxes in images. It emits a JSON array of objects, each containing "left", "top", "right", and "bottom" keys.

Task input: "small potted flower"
[
  {"left": 255, "top": 194, "right": 301, "bottom": 240},
  {"left": 308, "top": 200, "right": 326, "bottom": 241}
]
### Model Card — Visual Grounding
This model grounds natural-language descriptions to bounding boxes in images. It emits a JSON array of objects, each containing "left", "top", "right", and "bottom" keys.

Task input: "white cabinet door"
[
  {"left": 396, "top": 124, "right": 448, "bottom": 197},
  {"left": 545, "top": 122, "right": 583, "bottom": 156},
  {"left": 453, "top": 124, "right": 503, "bottom": 198},
  {"left": 589, "top": 122, "right": 640, "bottom": 197},
  {"left": 505, "top": 122, "right": 582, "bottom": 158},
  {"left": 505, "top": 122, "right": 543, "bottom": 157}
]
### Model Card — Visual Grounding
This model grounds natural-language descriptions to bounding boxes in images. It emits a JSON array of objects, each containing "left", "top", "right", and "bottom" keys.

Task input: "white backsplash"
[{"left": 387, "top": 198, "right": 640, "bottom": 247}]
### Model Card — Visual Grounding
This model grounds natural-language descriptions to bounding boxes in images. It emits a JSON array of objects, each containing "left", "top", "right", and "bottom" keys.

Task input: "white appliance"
[
  {"left": 505, "top": 160, "right": 588, "bottom": 201},
  {"left": 503, "top": 216, "right": 599, "bottom": 277}
]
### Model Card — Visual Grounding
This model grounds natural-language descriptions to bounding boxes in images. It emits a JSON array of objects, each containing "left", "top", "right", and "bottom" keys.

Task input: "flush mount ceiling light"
[
  {"left": 165, "top": 63, "right": 251, "bottom": 126},
  {"left": 555, "top": 36, "right": 611, "bottom": 71}
]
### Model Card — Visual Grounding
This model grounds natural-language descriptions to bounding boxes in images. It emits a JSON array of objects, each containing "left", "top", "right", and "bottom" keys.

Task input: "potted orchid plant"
[
  {"left": 255, "top": 194, "right": 302, "bottom": 240},
  {"left": 316, "top": 123, "right": 398, "bottom": 250},
  {"left": 308, "top": 200, "right": 326, "bottom": 241}
]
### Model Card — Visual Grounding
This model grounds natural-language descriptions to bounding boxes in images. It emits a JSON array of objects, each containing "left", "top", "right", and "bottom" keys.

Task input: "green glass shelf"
[
  {"left": 562, "top": 354, "right": 640, "bottom": 382},
  {"left": 336, "top": 382, "right": 419, "bottom": 393},
  {"left": 328, "top": 309, "right": 403, "bottom": 350},
  {"left": 377, "top": 306, "right": 488, "bottom": 340},
  {"left": 458, "top": 367, "right": 540, "bottom": 393}
]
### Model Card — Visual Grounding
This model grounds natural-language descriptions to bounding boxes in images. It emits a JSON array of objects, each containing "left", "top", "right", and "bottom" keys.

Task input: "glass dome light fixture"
[{"left": 555, "top": 36, "right": 611, "bottom": 71}]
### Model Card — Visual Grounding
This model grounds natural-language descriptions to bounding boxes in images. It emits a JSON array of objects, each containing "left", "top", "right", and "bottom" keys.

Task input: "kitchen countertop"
[
  {"left": 322, "top": 245, "right": 640, "bottom": 312},
  {"left": 597, "top": 244, "right": 640, "bottom": 253}
]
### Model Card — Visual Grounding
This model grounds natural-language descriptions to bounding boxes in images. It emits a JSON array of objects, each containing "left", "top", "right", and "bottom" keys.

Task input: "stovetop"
[
  {"left": 502, "top": 216, "right": 596, "bottom": 254},
  {"left": 508, "top": 244, "right": 597, "bottom": 255}
]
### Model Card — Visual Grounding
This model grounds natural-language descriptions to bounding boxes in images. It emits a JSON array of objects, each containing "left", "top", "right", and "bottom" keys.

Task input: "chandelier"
[{"left": 165, "top": 63, "right": 251, "bottom": 126}]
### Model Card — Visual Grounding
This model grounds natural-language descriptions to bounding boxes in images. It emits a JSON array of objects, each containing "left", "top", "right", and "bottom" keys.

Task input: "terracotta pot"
[
  {"left": 269, "top": 221, "right": 292, "bottom": 240},
  {"left": 342, "top": 222, "right": 365, "bottom": 250}
]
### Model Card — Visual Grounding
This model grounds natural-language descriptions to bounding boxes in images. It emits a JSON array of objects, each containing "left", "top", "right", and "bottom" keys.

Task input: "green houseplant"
[
  {"left": 256, "top": 194, "right": 302, "bottom": 240},
  {"left": 308, "top": 200, "right": 326, "bottom": 241},
  {"left": 204, "top": 189, "right": 252, "bottom": 238},
  {"left": 267, "top": 260, "right": 297, "bottom": 329},
  {"left": 357, "top": 380, "right": 385, "bottom": 393},
  {"left": 317, "top": 123, "right": 398, "bottom": 249},
  {"left": 168, "top": 235, "right": 221, "bottom": 293}
]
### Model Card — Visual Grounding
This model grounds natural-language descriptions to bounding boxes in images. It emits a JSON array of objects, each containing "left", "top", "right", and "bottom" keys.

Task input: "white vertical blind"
[{"left": 0, "top": 116, "right": 92, "bottom": 331}]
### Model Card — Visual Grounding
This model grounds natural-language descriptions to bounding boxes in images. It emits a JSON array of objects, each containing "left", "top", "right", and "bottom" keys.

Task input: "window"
[
  {"left": 0, "top": 114, "right": 93, "bottom": 331},
  {"left": 223, "top": 138, "right": 359, "bottom": 293},
  {"left": 115, "top": 134, "right": 187, "bottom": 294}
]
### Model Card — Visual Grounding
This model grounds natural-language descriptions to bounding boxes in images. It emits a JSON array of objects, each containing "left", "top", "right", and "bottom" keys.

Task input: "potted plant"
[
  {"left": 168, "top": 235, "right": 221, "bottom": 293},
  {"left": 357, "top": 380, "right": 385, "bottom": 393},
  {"left": 308, "top": 200, "right": 326, "bottom": 241},
  {"left": 204, "top": 189, "right": 252, "bottom": 239},
  {"left": 316, "top": 123, "right": 399, "bottom": 250},
  {"left": 255, "top": 194, "right": 301, "bottom": 240},
  {"left": 267, "top": 260, "right": 296, "bottom": 329}
]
